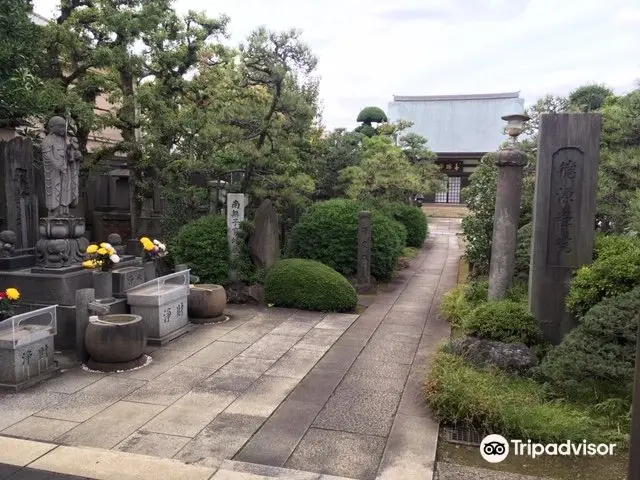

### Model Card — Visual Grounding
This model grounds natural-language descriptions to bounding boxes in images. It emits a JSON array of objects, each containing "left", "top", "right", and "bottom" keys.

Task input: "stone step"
[{"left": 217, "top": 460, "right": 358, "bottom": 479}]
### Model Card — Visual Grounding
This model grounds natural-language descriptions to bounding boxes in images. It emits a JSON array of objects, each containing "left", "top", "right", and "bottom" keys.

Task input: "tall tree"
[
  {"left": 0, "top": 0, "right": 44, "bottom": 127},
  {"left": 569, "top": 83, "right": 614, "bottom": 112}
]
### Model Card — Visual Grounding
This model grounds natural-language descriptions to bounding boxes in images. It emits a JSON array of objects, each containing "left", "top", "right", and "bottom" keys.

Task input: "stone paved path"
[{"left": 0, "top": 218, "right": 462, "bottom": 480}]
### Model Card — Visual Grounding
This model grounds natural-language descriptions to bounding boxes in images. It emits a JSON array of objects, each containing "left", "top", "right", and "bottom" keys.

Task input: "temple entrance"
[{"left": 434, "top": 176, "right": 462, "bottom": 204}]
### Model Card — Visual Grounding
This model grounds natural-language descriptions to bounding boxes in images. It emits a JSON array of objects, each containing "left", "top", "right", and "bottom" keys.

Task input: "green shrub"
[
  {"left": 232, "top": 220, "right": 266, "bottom": 285},
  {"left": 286, "top": 199, "right": 406, "bottom": 281},
  {"left": 515, "top": 222, "right": 532, "bottom": 282},
  {"left": 378, "top": 202, "right": 428, "bottom": 248},
  {"left": 594, "top": 233, "right": 640, "bottom": 260},
  {"left": 173, "top": 214, "right": 229, "bottom": 285},
  {"left": 424, "top": 351, "right": 622, "bottom": 444},
  {"left": 535, "top": 288, "right": 640, "bottom": 404},
  {"left": 462, "top": 300, "right": 541, "bottom": 345},
  {"left": 264, "top": 258, "right": 357, "bottom": 312},
  {"left": 566, "top": 248, "right": 640, "bottom": 316}
]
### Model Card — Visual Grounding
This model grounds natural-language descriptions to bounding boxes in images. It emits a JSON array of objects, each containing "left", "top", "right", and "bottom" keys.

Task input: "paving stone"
[
  {"left": 30, "top": 444, "right": 215, "bottom": 480},
  {"left": 287, "top": 311, "right": 326, "bottom": 322},
  {"left": 124, "top": 365, "right": 213, "bottom": 406},
  {"left": 116, "top": 431, "right": 191, "bottom": 458},
  {"left": 312, "top": 386, "right": 401, "bottom": 437},
  {"left": 313, "top": 345, "right": 361, "bottom": 375},
  {"left": 116, "top": 347, "right": 195, "bottom": 381},
  {"left": 2, "top": 416, "right": 79, "bottom": 442},
  {"left": 285, "top": 428, "right": 385, "bottom": 479},
  {"left": 143, "top": 390, "right": 238, "bottom": 437},
  {"left": 377, "top": 413, "right": 438, "bottom": 480},
  {"left": 219, "top": 460, "right": 321, "bottom": 479},
  {"left": 218, "top": 323, "right": 275, "bottom": 344},
  {"left": 333, "top": 331, "right": 373, "bottom": 348},
  {"left": 195, "top": 357, "right": 276, "bottom": 394},
  {"left": 225, "top": 375, "right": 299, "bottom": 417},
  {"left": 314, "top": 314, "right": 358, "bottom": 332},
  {"left": 179, "top": 341, "right": 251, "bottom": 370},
  {"left": 371, "top": 323, "right": 423, "bottom": 344},
  {"left": 359, "top": 338, "right": 417, "bottom": 365},
  {"left": 174, "top": 413, "right": 266, "bottom": 467},
  {"left": 36, "top": 377, "right": 146, "bottom": 422},
  {"left": 270, "top": 320, "right": 318, "bottom": 338},
  {"left": 397, "top": 371, "right": 430, "bottom": 417},
  {"left": 287, "top": 370, "right": 345, "bottom": 405},
  {"left": 235, "top": 399, "right": 323, "bottom": 467},
  {"left": 239, "top": 334, "right": 299, "bottom": 361},
  {"left": 56, "top": 401, "right": 165, "bottom": 449},
  {"left": 160, "top": 329, "right": 221, "bottom": 355},
  {"left": 0, "top": 390, "right": 69, "bottom": 431},
  {"left": 40, "top": 367, "right": 103, "bottom": 394},
  {"left": 295, "top": 329, "right": 343, "bottom": 350},
  {"left": 265, "top": 347, "right": 326, "bottom": 379},
  {"left": 210, "top": 470, "right": 272, "bottom": 480},
  {"left": 382, "top": 310, "right": 427, "bottom": 327},
  {"left": 0, "top": 436, "right": 57, "bottom": 466},
  {"left": 339, "top": 369, "right": 406, "bottom": 394},
  {"left": 348, "top": 357, "right": 410, "bottom": 381}
]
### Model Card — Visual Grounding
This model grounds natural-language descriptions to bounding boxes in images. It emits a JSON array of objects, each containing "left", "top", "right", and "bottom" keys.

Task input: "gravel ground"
[{"left": 435, "top": 462, "right": 550, "bottom": 480}]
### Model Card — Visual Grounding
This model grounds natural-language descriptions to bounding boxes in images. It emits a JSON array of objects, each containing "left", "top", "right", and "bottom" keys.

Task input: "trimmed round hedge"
[
  {"left": 286, "top": 199, "right": 406, "bottom": 281},
  {"left": 462, "top": 299, "right": 541, "bottom": 346},
  {"left": 264, "top": 258, "right": 358, "bottom": 312},
  {"left": 535, "top": 287, "right": 640, "bottom": 404},
  {"left": 172, "top": 214, "right": 229, "bottom": 285},
  {"left": 379, "top": 203, "right": 428, "bottom": 248}
]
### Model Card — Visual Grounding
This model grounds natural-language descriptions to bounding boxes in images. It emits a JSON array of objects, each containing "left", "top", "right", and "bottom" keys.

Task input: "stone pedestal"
[
  {"left": 126, "top": 270, "right": 191, "bottom": 345},
  {"left": 93, "top": 271, "right": 113, "bottom": 300},
  {"left": 529, "top": 113, "right": 602, "bottom": 344},
  {"left": 0, "top": 306, "right": 58, "bottom": 391},
  {"left": 34, "top": 217, "right": 89, "bottom": 270},
  {"left": 143, "top": 261, "right": 156, "bottom": 282},
  {"left": 488, "top": 147, "right": 528, "bottom": 300}
]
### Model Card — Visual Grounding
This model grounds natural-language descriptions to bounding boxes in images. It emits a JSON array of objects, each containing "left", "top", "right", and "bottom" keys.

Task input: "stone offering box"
[
  {"left": 126, "top": 269, "right": 191, "bottom": 345},
  {"left": 112, "top": 265, "right": 146, "bottom": 298},
  {"left": 0, "top": 305, "right": 58, "bottom": 390}
]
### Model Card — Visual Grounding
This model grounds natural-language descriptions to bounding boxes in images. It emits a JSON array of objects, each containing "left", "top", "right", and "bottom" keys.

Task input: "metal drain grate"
[{"left": 441, "top": 423, "right": 486, "bottom": 446}]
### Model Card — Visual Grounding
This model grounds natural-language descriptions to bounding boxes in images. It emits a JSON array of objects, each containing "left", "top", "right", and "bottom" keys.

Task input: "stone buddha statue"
[{"left": 41, "top": 116, "right": 82, "bottom": 217}]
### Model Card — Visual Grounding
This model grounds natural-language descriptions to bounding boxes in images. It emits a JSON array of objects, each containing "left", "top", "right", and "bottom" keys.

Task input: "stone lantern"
[{"left": 487, "top": 113, "right": 530, "bottom": 300}]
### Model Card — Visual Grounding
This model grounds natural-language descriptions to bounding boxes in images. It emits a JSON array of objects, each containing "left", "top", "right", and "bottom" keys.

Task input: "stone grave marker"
[
  {"left": 529, "top": 113, "right": 601, "bottom": 344},
  {"left": 249, "top": 199, "right": 280, "bottom": 269},
  {"left": 0, "top": 137, "right": 39, "bottom": 251},
  {"left": 356, "top": 211, "right": 374, "bottom": 293}
]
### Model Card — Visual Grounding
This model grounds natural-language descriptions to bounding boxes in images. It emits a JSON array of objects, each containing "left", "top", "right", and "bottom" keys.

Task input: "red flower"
[{"left": 0, "top": 291, "right": 6, "bottom": 299}]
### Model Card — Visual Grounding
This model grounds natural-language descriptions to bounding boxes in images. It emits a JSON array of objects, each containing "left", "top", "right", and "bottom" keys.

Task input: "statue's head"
[{"left": 47, "top": 116, "right": 66, "bottom": 136}]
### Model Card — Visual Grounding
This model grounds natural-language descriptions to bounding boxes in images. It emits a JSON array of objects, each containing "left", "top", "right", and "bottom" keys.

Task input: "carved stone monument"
[
  {"left": 356, "top": 211, "right": 375, "bottom": 293},
  {"left": 249, "top": 199, "right": 280, "bottom": 269},
  {"left": 227, "top": 193, "right": 245, "bottom": 282},
  {"left": 0, "top": 136, "right": 38, "bottom": 269},
  {"left": 529, "top": 113, "right": 602, "bottom": 344},
  {"left": 34, "top": 117, "right": 88, "bottom": 269}
]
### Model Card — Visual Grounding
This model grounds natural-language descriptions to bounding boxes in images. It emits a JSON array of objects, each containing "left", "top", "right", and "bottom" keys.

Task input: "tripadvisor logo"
[{"left": 480, "top": 435, "right": 616, "bottom": 462}]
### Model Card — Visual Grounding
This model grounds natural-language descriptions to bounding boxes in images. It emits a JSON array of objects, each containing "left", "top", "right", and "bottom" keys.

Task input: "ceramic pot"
[
  {"left": 93, "top": 270, "right": 113, "bottom": 300},
  {"left": 188, "top": 284, "right": 227, "bottom": 322},
  {"left": 84, "top": 314, "right": 146, "bottom": 366}
]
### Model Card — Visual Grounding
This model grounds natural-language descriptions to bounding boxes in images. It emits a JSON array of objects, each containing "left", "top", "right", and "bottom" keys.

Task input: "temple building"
[{"left": 388, "top": 92, "right": 525, "bottom": 203}]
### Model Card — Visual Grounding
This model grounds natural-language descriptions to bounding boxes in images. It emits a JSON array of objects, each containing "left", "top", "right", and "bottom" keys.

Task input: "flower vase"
[
  {"left": 143, "top": 260, "right": 157, "bottom": 282},
  {"left": 93, "top": 270, "right": 113, "bottom": 300}
]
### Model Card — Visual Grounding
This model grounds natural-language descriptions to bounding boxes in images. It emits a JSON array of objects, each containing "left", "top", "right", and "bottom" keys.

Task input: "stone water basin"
[{"left": 84, "top": 314, "right": 147, "bottom": 372}]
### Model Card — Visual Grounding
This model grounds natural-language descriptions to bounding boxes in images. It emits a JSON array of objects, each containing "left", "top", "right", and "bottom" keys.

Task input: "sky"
[{"left": 34, "top": 0, "right": 640, "bottom": 130}]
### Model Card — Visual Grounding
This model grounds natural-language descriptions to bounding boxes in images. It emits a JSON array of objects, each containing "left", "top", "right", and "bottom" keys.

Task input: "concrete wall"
[{"left": 388, "top": 93, "right": 525, "bottom": 153}]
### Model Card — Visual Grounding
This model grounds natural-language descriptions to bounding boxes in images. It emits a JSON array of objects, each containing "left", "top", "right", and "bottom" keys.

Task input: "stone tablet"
[
  {"left": 529, "top": 113, "right": 601, "bottom": 344},
  {"left": 249, "top": 199, "right": 280, "bottom": 269}
]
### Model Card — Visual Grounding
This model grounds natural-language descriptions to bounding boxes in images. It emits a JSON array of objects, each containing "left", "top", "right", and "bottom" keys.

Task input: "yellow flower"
[
  {"left": 82, "top": 260, "right": 97, "bottom": 269},
  {"left": 139, "top": 237, "right": 151, "bottom": 244},
  {"left": 107, "top": 247, "right": 116, "bottom": 255},
  {"left": 86, "top": 244, "right": 98, "bottom": 254},
  {"left": 141, "top": 239, "right": 154, "bottom": 251},
  {"left": 5, "top": 288, "right": 20, "bottom": 300},
  {"left": 97, "top": 247, "right": 108, "bottom": 255}
]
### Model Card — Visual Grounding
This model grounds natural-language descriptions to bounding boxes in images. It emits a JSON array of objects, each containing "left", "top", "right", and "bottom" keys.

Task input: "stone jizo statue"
[{"left": 41, "top": 116, "right": 82, "bottom": 217}]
